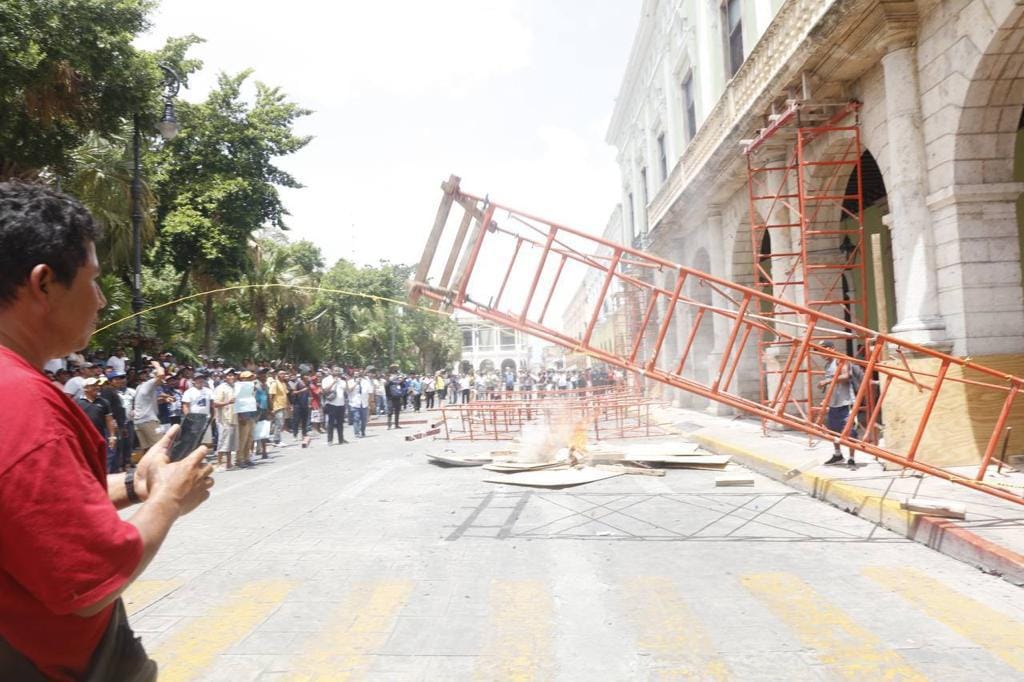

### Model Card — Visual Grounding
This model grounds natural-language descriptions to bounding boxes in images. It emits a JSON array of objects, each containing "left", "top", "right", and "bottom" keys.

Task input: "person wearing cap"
[
  {"left": 267, "top": 369, "right": 290, "bottom": 445},
  {"left": 212, "top": 369, "right": 238, "bottom": 469},
  {"left": 63, "top": 363, "right": 88, "bottom": 400},
  {"left": 0, "top": 181, "right": 214, "bottom": 678},
  {"left": 78, "top": 378, "right": 117, "bottom": 472},
  {"left": 817, "top": 340, "right": 859, "bottom": 467},
  {"left": 322, "top": 366, "right": 348, "bottom": 446},
  {"left": 99, "top": 373, "right": 127, "bottom": 473},
  {"left": 234, "top": 370, "right": 258, "bottom": 467}
]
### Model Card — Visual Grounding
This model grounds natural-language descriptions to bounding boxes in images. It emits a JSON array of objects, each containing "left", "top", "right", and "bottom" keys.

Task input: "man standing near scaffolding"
[{"left": 818, "top": 341, "right": 858, "bottom": 468}]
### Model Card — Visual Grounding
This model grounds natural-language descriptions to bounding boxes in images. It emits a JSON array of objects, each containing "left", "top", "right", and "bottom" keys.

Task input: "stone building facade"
[
  {"left": 597, "top": 0, "right": 1024, "bottom": 429},
  {"left": 453, "top": 308, "right": 532, "bottom": 375}
]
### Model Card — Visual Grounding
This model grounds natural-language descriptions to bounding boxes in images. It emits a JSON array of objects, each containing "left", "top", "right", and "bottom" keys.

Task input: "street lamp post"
[{"left": 131, "top": 64, "right": 181, "bottom": 369}]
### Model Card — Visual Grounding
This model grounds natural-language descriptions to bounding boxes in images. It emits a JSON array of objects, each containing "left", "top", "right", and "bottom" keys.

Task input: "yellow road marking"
[
  {"left": 289, "top": 579, "right": 413, "bottom": 681},
  {"left": 152, "top": 580, "right": 296, "bottom": 682},
  {"left": 123, "top": 578, "right": 182, "bottom": 616},
  {"left": 864, "top": 567, "right": 1024, "bottom": 672},
  {"left": 742, "top": 573, "right": 925, "bottom": 681},
  {"left": 476, "top": 579, "right": 554, "bottom": 681},
  {"left": 625, "top": 576, "right": 729, "bottom": 680}
]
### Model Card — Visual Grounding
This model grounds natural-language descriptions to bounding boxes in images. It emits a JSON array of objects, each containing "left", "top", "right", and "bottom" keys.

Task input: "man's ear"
[{"left": 28, "top": 264, "right": 55, "bottom": 304}]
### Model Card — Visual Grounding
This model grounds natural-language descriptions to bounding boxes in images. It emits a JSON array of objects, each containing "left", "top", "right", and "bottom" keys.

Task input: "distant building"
[{"left": 453, "top": 309, "right": 531, "bottom": 374}]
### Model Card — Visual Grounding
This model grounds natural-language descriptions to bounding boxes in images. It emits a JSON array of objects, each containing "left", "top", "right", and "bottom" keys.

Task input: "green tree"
[
  {"left": 0, "top": 0, "right": 161, "bottom": 179},
  {"left": 151, "top": 70, "right": 311, "bottom": 353}
]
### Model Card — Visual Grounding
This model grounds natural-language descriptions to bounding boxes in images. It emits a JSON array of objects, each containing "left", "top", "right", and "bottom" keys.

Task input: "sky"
[{"left": 137, "top": 1, "right": 640, "bottom": 270}]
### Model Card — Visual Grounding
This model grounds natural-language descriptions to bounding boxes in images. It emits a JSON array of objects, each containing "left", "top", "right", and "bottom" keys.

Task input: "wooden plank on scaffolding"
[
  {"left": 438, "top": 209, "right": 476, "bottom": 291},
  {"left": 411, "top": 174, "right": 460, "bottom": 304},
  {"left": 448, "top": 196, "right": 489, "bottom": 307},
  {"left": 484, "top": 467, "right": 624, "bottom": 488}
]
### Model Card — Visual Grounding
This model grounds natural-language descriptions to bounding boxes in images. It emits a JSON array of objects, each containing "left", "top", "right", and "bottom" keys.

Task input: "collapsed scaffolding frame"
[
  {"left": 410, "top": 175, "right": 1024, "bottom": 506},
  {"left": 438, "top": 386, "right": 663, "bottom": 442},
  {"left": 745, "top": 100, "right": 873, "bottom": 439}
]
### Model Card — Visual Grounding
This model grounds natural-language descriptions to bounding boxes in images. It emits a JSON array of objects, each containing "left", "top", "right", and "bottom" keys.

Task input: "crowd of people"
[{"left": 46, "top": 351, "right": 625, "bottom": 473}]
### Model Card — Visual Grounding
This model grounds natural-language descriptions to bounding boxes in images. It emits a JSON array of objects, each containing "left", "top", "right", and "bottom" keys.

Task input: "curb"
[{"left": 690, "top": 433, "right": 1024, "bottom": 586}]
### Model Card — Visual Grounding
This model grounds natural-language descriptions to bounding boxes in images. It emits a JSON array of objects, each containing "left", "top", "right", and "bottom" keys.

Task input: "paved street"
[{"left": 126, "top": 416, "right": 1024, "bottom": 681}]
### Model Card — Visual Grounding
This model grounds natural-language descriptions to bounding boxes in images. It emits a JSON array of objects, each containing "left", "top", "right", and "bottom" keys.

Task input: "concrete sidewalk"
[{"left": 653, "top": 404, "right": 1024, "bottom": 586}]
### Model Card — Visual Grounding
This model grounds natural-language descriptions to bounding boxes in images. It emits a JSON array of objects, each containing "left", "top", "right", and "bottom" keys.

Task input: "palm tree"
[{"left": 64, "top": 131, "right": 158, "bottom": 274}]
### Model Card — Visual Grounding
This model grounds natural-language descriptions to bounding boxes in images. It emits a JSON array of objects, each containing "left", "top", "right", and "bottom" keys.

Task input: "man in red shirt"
[{"left": 0, "top": 181, "right": 215, "bottom": 680}]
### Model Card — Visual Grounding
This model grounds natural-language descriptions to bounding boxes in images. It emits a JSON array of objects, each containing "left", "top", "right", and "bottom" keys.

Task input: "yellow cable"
[{"left": 94, "top": 283, "right": 449, "bottom": 334}]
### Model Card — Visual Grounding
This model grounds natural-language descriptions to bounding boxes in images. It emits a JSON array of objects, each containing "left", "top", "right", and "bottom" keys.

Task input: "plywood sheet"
[
  {"left": 426, "top": 453, "right": 489, "bottom": 467},
  {"left": 482, "top": 460, "right": 568, "bottom": 473},
  {"left": 885, "top": 353, "right": 1024, "bottom": 468},
  {"left": 484, "top": 467, "right": 624, "bottom": 488},
  {"left": 625, "top": 455, "right": 731, "bottom": 467}
]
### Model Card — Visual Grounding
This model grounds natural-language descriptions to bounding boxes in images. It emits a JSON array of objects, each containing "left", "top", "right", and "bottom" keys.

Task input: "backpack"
[{"left": 387, "top": 377, "right": 404, "bottom": 398}]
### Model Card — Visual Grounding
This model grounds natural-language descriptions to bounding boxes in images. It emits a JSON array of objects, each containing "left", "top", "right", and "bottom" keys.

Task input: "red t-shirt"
[{"left": 0, "top": 346, "right": 143, "bottom": 679}]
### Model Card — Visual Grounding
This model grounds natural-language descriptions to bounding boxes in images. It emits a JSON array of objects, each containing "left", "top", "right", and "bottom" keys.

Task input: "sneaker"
[
  {"left": 824, "top": 454, "right": 845, "bottom": 466},
  {"left": 847, "top": 457, "right": 856, "bottom": 468}
]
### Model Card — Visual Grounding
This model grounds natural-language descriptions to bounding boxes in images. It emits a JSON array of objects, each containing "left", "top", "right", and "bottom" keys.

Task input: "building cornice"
[
  {"left": 607, "top": 0, "right": 662, "bottom": 145},
  {"left": 647, "top": 0, "right": 883, "bottom": 234}
]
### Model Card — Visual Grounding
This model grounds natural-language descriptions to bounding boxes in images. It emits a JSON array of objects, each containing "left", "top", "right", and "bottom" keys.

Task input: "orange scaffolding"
[
  {"left": 410, "top": 176, "right": 1024, "bottom": 506},
  {"left": 746, "top": 101, "right": 873, "bottom": 437}
]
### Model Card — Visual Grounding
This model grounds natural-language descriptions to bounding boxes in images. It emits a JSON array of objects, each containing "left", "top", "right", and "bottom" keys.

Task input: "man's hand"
[
  {"left": 136, "top": 425, "right": 214, "bottom": 513},
  {"left": 146, "top": 445, "right": 214, "bottom": 516}
]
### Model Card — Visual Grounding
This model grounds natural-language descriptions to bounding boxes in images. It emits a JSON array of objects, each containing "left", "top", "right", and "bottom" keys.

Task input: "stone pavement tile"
[
  {"left": 129, "top": 614, "right": 181, "bottom": 634},
  {"left": 901, "top": 645, "right": 1024, "bottom": 680},
  {"left": 421, "top": 654, "right": 478, "bottom": 680},
  {"left": 379, "top": 616, "right": 438, "bottom": 655},
  {"left": 259, "top": 601, "right": 338, "bottom": 633},
  {"left": 395, "top": 580, "right": 453, "bottom": 618},
  {"left": 442, "top": 579, "right": 492, "bottom": 617},
  {"left": 229, "top": 630, "right": 306, "bottom": 656},
  {"left": 429, "top": 616, "right": 487, "bottom": 656}
]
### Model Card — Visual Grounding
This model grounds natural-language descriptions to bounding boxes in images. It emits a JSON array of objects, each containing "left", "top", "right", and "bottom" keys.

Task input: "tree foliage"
[
  {"left": 0, "top": 0, "right": 160, "bottom": 178},
  {"left": 152, "top": 70, "right": 312, "bottom": 285}
]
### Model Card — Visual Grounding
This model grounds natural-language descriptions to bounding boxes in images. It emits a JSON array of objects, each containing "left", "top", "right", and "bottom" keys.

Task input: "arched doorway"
[{"left": 841, "top": 149, "right": 895, "bottom": 337}]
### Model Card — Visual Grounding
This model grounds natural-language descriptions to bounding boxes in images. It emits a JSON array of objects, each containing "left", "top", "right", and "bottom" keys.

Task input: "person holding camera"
[{"left": 0, "top": 181, "right": 214, "bottom": 680}]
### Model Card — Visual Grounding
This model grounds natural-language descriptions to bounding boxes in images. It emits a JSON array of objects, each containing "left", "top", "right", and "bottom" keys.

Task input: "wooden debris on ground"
[
  {"left": 594, "top": 463, "right": 666, "bottom": 477},
  {"left": 482, "top": 460, "right": 568, "bottom": 473},
  {"left": 425, "top": 453, "right": 491, "bottom": 467},
  {"left": 715, "top": 474, "right": 755, "bottom": 487},
  {"left": 484, "top": 466, "right": 624, "bottom": 489},
  {"left": 900, "top": 497, "right": 967, "bottom": 519}
]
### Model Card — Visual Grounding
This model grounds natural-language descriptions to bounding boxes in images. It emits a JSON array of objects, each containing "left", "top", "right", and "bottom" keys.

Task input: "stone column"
[
  {"left": 705, "top": 207, "right": 736, "bottom": 415},
  {"left": 880, "top": 41, "right": 949, "bottom": 349}
]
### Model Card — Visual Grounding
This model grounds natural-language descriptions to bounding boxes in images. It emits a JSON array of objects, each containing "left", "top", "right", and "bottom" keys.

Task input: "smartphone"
[{"left": 170, "top": 412, "right": 214, "bottom": 462}]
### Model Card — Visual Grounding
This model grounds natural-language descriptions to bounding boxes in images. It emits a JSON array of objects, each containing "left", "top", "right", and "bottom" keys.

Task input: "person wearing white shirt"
[
  {"left": 347, "top": 370, "right": 372, "bottom": 438},
  {"left": 106, "top": 348, "right": 127, "bottom": 374},
  {"left": 321, "top": 367, "right": 348, "bottom": 445}
]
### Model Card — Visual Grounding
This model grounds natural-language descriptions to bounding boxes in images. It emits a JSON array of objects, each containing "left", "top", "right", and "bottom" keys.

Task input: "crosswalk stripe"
[
  {"left": 864, "top": 566, "right": 1024, "bottom": 672},
  {"left": 742, "top": 573, "right": 926, "bottom": 681},
  {"left": 124, "top": 578, "right": 182, "bottom": 616},
  {"left": 289, "top": 579, "right": 413, "bottom": 680},
  {"left": 476, "top": 579, "right": 554, "bottom": 681},
  {"left": 625, "top": 576, "right": 730, "bottom": 680},
  {"left": 150, "top": 579, "right": 296, "bottom": 682}
]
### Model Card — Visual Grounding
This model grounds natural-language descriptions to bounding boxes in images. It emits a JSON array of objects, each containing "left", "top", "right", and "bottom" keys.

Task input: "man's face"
[
  {"left": 84, "top": 384, "right": 98, "bottom": 399},
  {"left": 48, "top": 242, "right": 106, "bottom": 354},
  {"left": 111, "top": 377, "right": 125, "bottom": 388},
  {"left": 225, "top": 374, "right": 236, "bottom": 385}
]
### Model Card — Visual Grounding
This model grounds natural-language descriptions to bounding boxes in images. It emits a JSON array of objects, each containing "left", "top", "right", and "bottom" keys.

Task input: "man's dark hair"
[{"left": 0, "top": 181, "right": 100, "bottom": 306}]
